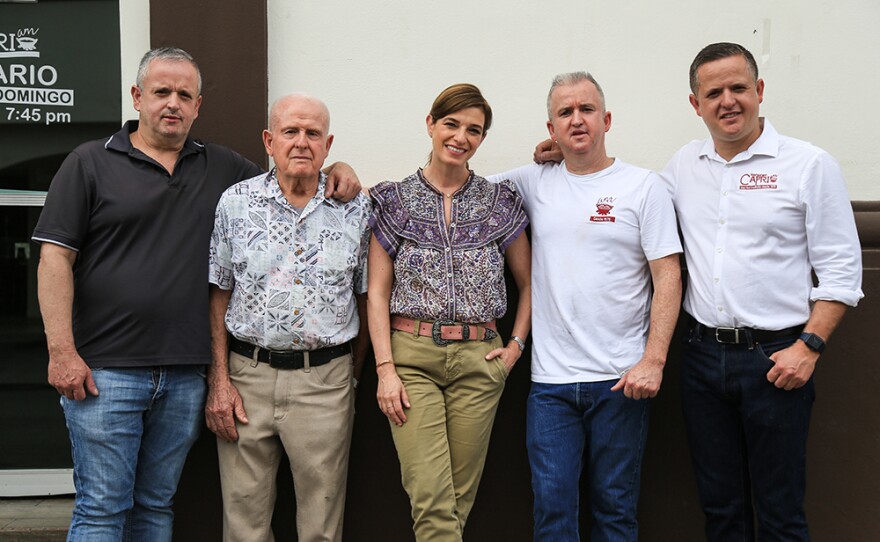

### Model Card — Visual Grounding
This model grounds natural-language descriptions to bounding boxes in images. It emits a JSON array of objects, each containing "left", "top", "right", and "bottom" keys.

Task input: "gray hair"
[
  {"left": 546, "top": 71, "right": 606, "bottom": 118},
  {"left": 136, "top": 47, "right": 202, "bottom": 93}
]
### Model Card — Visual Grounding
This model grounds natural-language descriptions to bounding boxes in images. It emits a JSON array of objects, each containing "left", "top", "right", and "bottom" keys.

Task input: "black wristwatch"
[{"left": 799, "top": 332, "right": 826, "bottom": 354}]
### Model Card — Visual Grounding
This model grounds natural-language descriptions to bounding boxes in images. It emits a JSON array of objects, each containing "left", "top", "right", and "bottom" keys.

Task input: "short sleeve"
[
  {"left": 491, "top": 179, "right": 529, "bottom": 252},
  {"left": 638, "top": 173, "right": 682, "bottom": 261},
  {"left": 368, "top": 180, "right": 409, "bottom": 258},
  {"left": 487, "top": 163, "right": 541, "bottom": 204},
  {"left": 353, "top": 194, "right": 372, "bottom": 294},
  {"left": 208, "top": 190, "right": 235, "bottom": 289},
  {"left": 31, "top": 150, "right": 94, "bottom": 251}
]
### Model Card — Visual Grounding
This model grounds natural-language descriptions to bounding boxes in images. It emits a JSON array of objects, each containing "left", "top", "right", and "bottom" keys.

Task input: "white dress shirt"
[{"left": 660, "top": 119, "right": 863, "bottom": 330}]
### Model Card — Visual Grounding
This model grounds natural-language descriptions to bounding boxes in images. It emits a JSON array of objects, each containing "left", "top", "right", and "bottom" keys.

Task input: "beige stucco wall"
[{"left": 264, "top": 0, "right": 880, "bottom": 198}]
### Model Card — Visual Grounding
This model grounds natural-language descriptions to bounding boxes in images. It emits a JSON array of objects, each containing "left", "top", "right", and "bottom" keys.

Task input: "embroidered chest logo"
[
  {"left": 589, "top": 196, "right": 616, "bottom": 223},
  {"left": 739, "top": 173, "right": 779, "bottom": 190}
]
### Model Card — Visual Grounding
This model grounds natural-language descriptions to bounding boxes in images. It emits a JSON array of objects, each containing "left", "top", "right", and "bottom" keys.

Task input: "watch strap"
[
  {"left": 510, "top": 335, "right": 526, "bottom": 352},
  {"left": 799, "top": 332, "right": 826, "bottom": 354}
]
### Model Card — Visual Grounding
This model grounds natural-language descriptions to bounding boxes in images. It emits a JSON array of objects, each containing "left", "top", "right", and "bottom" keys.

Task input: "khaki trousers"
[
  {"left": 389, "top": 329, "right": 507, "bottom": 542},
  {"left": 218, "top": 350, "right": 354, "bottom": 542}
]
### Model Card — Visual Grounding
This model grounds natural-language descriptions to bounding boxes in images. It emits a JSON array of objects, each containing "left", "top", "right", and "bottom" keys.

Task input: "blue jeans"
[
  {"left": 526, "top": 381, "right": 649, "bottom": 542},
  {"left": 681, "top": 329, "right": 813, "bottom": 542},
  {"left": 61, "top": 365, "right": 206, "bottom": 542}
]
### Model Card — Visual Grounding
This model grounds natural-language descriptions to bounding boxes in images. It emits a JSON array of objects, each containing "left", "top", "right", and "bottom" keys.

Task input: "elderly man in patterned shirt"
[{"left": 206, "top": 93, "right": 371, "bottom": 542}]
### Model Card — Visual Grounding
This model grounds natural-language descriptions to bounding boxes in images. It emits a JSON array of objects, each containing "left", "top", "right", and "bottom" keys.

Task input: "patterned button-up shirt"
[
  {"left": 369, "top": 169, "right": 527, "bottom": 323},
  {"left": 209, "top": 170, "right": 371, "bottom": 351}
]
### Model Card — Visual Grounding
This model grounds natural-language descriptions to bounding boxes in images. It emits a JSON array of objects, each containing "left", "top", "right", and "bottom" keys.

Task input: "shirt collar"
[
  {"left": 105, "top": 120, "right": 204, "bottom": 157},
  {"left": 261, "top": 168, "right": 335, "bottom": 213},
  {"left": 698, "top": 117, "right": 780, "bottom": 163},
  {"left": 560, "top": 156, "right": 620, "bottom": 180},
  {"left": 416, "top": 167, "right": 476, "bottom": 197}
]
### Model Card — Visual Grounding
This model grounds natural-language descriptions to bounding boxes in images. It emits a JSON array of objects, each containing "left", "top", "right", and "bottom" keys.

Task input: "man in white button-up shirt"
[{"left": 660, "top": 42, "right": 863, "bottom": 541}]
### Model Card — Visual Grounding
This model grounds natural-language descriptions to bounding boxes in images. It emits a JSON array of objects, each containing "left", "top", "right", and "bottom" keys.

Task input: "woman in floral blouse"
[{"left": 367, "top": 83, "right": 531, "bottom": 541}]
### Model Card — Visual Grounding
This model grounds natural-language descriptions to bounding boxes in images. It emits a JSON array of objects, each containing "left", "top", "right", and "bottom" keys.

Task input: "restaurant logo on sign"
[
  {"left": 1, "top": 26, "right": 75, "bottom": 124},
  {"left": 0, "top": 27, "right": 41, "bottom": 57}
]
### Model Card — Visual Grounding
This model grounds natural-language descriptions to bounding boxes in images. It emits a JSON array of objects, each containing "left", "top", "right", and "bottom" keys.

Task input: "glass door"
[
  {"left": 1, "top": 0, "right": 121, "bottom": 495},
  {"left": 0, "top": 188, "right": 76, "bottom": 496}
]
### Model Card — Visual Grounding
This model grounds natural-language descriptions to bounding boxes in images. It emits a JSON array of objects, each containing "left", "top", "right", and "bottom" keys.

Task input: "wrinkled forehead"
[
  {"left": 550, "top": 81, "right": 603, "bottom": 111},
  {"left": 271, "top": 96, "right": 330, "bottom": 132},
  {"left": 144, "top": 59, "right": 199, "bottom": 86}
]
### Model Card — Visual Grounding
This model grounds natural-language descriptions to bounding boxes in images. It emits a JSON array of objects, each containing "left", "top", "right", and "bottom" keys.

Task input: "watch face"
[{"left": 801, "top": 333, "right": 825, "bottom": 353}]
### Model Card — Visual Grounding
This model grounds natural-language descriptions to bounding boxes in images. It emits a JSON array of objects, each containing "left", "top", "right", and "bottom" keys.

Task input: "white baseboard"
[{"left": 0, "top": 469, "right": 74, "bottom": 497}]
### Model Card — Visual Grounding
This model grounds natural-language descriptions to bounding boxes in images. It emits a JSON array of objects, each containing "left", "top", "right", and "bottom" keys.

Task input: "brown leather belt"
[{"left": 391, "top": 316, "right": 497, "bottom": 346}]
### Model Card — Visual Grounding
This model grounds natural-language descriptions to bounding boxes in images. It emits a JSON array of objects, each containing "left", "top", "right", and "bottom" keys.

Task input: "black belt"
[
  {"left": 229, "top": 337, "right": 351, "bottom": 370},
  {"left": 692, "top": 320, "right": 803, "bottom": 346}
]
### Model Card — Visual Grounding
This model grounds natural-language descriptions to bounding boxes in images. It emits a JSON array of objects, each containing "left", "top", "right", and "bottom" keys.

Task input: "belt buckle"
[
  {"left": 483, "top": 328, "right": 497, "bottom": 341},
  {"left": 714, "top": 327, "right": 741, "bottom": 344},
  {"left": 432, "top": 319, "right": 464, "bottom": 346},
  {"left": 268, "top": 351, "right": 297, "bottom": 370}
]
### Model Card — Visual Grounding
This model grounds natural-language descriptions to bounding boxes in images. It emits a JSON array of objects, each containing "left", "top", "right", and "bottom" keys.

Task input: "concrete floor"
[{"left": 0, "top": 497, "right": 71, "bottom": 541}]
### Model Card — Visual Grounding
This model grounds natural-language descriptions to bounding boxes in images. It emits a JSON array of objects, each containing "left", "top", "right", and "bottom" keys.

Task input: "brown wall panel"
[{"left": 150, "top": 0, "right": 268, "bottom": 168}]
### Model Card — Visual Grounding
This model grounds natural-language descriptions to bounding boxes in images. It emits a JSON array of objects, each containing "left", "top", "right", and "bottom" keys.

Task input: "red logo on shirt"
[
  {"left": 589, "top": 197, "right": 616, "bottom": 222},
  {"left": 739, "top": 173, "right": 778, "bottom": 190}
]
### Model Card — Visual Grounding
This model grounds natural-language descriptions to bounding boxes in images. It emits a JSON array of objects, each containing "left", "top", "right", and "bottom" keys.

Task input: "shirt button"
[
  {"left": 722, "top": 191, "right": 728, "bottom": 196},
  {"left": 719, "top": 219, "right": 726, "bottom": 225},
  {"left": 445, "top": 247, "right": 450, "bottom": 252},
  {"left": 716, "top": 248, "right": 722, "bottom": 253},
  {"left": 296, "top": 249, "right": 303, "bottom": 255},
  {"left": 714, "top": 278, "right": 720, "bottom": 283},
  {"left": 447, "top": 272, "right": 452, "bottom": 277},
  {"left": 293, "top": 338, "right": 301, "bottom": 345},
  {"left": 449, "top": 222, "right": 455, "bottom": 228},
  {"left": 295, "top": 278, "right": 302, "bottom": 284},
  {"left": 294, "top": 309, "right": 300, "bottom": 315},
  {"left": 717, "top": 306, "right": 724, "bottom": 312}
]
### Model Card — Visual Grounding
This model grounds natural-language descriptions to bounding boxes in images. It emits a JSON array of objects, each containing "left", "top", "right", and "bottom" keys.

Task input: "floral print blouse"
[{"left": 369, "top": 169, "right": 528, "bottom": 323}]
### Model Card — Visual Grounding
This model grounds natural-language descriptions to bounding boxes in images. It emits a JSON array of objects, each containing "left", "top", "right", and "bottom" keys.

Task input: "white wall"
[
  {"left": 119, "top": 0, "right": 151, "bottom": 123},
  {"left": 268, "top": 0, "right": 880, "bottom": 199}
]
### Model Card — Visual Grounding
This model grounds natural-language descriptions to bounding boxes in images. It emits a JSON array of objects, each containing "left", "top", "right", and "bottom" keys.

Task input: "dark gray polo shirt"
[{"left": 32, "top": 121, "right": 263, "bottom": 368}]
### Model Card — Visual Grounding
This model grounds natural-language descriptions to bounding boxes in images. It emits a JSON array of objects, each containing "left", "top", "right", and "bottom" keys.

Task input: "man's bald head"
[{"left": 269, "top": 93, "right": 330, "bottom": 133}]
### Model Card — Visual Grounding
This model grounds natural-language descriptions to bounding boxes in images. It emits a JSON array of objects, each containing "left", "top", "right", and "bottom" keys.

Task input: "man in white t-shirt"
[
  {"left": 490, "top": 72, "right": 682, "bottom": 541},
  {"left": 658, "top": 42, "right": 863, "bottom": 541}
]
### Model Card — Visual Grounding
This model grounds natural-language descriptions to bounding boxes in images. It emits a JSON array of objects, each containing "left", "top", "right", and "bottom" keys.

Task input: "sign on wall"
[{"left": 0, "top": 0, "right": 120, "bottom": 126}]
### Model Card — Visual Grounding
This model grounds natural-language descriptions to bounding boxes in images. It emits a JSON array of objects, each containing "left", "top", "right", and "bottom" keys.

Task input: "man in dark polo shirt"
[{"left": 31, "top": 48, "right": 356, "bottom": 541}]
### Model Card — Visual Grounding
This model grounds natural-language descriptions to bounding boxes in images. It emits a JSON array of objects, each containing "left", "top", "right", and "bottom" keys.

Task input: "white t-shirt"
[
  {"left": 490, "top": 159, "right": 681, "bottom": 383},
  {"left": 659, "top": 119, "right": 863, "bottom": 330}
]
